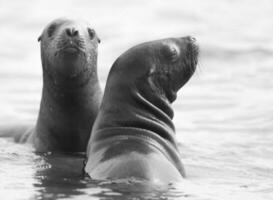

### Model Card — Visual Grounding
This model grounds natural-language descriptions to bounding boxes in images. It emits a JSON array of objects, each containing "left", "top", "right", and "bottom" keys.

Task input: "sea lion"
[
  {"left": 85, "top": 36, "right": 199, "bottom": 183},
  {"left": 17, "top": 18, "right": 102, "bottom": 152}
]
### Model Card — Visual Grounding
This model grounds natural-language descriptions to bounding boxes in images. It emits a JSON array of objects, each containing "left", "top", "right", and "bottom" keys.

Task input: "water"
[{"left": 0, "top": 0, "right": 273, "bottom": 199}]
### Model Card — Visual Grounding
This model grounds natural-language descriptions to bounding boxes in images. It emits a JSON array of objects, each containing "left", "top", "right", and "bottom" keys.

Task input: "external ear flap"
[
  {"left": 97, "top": 36, "right": 101, "bottom": 43},
  {"left": 37, "top": 35, "right": 42, "bottom": 42}
]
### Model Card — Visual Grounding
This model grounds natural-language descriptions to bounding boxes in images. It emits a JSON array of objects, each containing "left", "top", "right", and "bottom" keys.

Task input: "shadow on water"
[
  {"left": 31, "top": 152, "right": 190, "bottom": 200},
  {"left": 87, "top": 182, "right": 191, "bottom": 200},
  {"left": 31, "top": 153, "right": 88, "bottom": 199}
]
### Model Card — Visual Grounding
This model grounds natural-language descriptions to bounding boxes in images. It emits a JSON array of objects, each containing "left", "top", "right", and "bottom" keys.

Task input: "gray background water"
[{"left": 0, "top": 0, "right": 272, "bottom": 199}]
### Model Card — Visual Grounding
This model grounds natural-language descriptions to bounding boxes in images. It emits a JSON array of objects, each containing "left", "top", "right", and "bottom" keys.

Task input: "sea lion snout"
[
  {"left": 60, "top": 26, "right": 81, "bottom": 54},
  {"left": 57, "top": 36, "right": 83, "bottom": 55},
  {"left": 177, "top": 36, "right": 199, "bottom": 68},
  {"left": 57, "top": 25, "right": 86, "bottom": 55},
  {"left": 183, "top": 36, "right": 196, "bottom": 42},
  {"left": 185, "top": 37, "right": 199, "bottom": 69},
  {"left": 65, "top": 27, "right": 79, "bottom": 37}
]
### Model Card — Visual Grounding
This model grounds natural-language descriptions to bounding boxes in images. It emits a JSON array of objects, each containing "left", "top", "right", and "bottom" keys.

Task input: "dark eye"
[
  {"left": 161, "top": 44, "right": 179, "bottom": 63},
  {"left": 47, "top": 24, "right": 57, "bottom": 37},
  {"left": 87, "top": 28, "right": 101, "bottom": 43},
  {"left": 87, "top": 28, "right": 95, "bottom": 40}
]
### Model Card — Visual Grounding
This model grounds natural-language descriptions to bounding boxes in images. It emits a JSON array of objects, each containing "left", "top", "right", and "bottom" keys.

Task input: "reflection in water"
[
  {"left": 30, "top": 151, "right": 189, "bottom": 200},
  {"left": 88, "top": 181, "right": 187, "bottom": 200},
  {"left": 32, "top": 153, "right": 87, "bottom": 200}
]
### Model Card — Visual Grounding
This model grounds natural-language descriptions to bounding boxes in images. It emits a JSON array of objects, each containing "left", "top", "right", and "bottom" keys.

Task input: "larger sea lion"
[
  {"left": 17, "top": 18, "right": 102, "bottom": 152},
  {"left": 85, "top": 36, "right": 199, "bottom": 183}
]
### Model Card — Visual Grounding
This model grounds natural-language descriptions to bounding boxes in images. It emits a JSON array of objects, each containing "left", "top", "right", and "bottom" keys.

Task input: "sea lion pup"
[
  {"left": 85, "top": 37, "right": 198, "bottom": 183},
  {"left": 17, "top": 18, "right": 102, "bottom": 152}
]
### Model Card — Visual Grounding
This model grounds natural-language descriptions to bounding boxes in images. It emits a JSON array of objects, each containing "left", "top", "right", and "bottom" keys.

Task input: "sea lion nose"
[
  {"left": 181, "top": 36, "right": 196, "bottom": 43},
  {"left": 187, "top": 36, "right": 196, "bottom": 42},
  {"left": 65, "top": 27, "right": 79, "bottom": 37}
]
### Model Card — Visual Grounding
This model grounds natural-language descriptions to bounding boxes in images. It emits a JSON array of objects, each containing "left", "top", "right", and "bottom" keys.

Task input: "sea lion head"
[
  {"left": 107, "top": 36, "right": 198, "bottom": 103},
  {"left": 38, "top": 18, "right": 100, "bottom": 87}
]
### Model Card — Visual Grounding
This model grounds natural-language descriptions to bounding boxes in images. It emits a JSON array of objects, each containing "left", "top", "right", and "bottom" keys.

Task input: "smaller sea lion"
[
  {"left": 17, "top": 18, "right": 102, "bottom": 152},
  {"left": 85, "top": 36, "right": 199, "bottom": 183}
]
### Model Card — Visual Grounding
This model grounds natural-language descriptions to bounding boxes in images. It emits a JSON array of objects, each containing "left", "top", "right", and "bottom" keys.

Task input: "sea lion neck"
[
  {"left": 135, "top": 75, "right": 174, "bottom": 119},
  {"left": 35, "top": 70, "right": 101, "bottom": 152},
  {"left": 41, "top": 66, "right": 99, "bottom": 108},
  {"left": 96, "top": 73, "right": 176, "bottom": 143}
]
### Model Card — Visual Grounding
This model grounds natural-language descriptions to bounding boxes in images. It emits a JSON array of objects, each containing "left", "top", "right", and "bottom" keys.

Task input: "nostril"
[
  {"left": 72, "top": 29, "right": 79, "bottom": 36},
  {"left": 65, "top": 28, "right": 72, "bottom": 36},
  {"left": 65, "top": 27, "right": 78, "bottom": 37}
]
